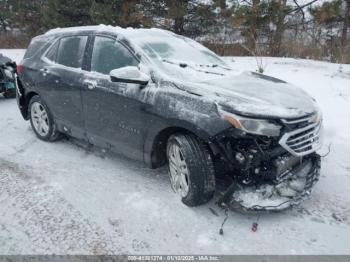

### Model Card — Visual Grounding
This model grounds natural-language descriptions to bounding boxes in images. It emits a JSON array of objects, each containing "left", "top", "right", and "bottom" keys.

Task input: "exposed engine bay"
[{"left": 212, "top": 129, "right": 321, "bottom": 212}]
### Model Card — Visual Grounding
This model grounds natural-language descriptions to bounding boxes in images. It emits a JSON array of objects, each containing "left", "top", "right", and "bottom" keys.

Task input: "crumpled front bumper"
[{"left": 218, "top": 154, "right": 321, "bottom": 212}]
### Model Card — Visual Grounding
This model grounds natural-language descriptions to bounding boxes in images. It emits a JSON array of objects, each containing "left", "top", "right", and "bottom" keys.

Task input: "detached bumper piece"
[{"left": 218, "top": 154, "right": 321, "bottom": 212}]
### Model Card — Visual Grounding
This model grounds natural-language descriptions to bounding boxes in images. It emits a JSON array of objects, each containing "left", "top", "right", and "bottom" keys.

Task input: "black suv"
[{"left": 17, "top": 26, "right": 323, "bottom": 210}]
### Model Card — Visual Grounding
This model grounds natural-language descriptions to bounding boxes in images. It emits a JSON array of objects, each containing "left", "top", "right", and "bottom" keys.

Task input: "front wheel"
[
  {"left": 29, "top": 95, "right": 61, "bottom": 142},
  {"left": 167, "top": 134, "right": 215, "bottom": 206}
]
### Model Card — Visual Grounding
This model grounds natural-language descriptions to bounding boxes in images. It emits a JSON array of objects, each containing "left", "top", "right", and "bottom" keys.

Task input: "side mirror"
[{"left": 110, "top": 66, "right": 150, "bottom": 87}]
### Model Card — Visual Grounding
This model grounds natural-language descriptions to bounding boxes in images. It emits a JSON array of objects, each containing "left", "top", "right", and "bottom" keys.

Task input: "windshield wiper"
[
  {"left": 162, "top": 59, "right": 225, "bottom": 76},
  {"left": 209, "top": 64, "right": 233, "bottom": 71},
  {"left": 162, "top": 59, "right": 188, "bottom": 68}
]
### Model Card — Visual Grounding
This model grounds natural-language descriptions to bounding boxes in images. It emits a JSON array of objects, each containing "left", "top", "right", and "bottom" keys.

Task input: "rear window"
[{"left": 56, "top": 36, "right": 88, "bottom": 69}]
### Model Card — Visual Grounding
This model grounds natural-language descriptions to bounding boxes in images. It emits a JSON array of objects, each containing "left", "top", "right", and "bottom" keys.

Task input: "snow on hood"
[{"left": 174, "top": 71, "right": 317, "bottom": 119}]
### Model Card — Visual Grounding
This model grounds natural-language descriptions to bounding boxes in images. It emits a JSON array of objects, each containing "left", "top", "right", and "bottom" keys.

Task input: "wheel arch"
[
  {"left": 20, "top": 91, "right": 39, "bottom": 120},
  {"left": 144, "top": 121, "right": 213, "bottom": 169}
]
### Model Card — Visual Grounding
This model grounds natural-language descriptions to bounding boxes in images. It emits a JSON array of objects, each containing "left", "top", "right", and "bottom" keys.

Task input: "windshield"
[{"left": 137, "top": 34, "right": 227, "bottom": 67}]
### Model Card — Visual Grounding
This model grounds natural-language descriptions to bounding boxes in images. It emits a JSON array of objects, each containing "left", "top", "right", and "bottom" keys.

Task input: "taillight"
[{"left": 16, "top": 64, "right": 23, "bottom": 74}]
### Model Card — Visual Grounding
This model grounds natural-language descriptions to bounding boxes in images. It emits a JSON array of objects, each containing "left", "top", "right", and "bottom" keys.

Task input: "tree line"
[{"left": 0, "top": 0, "right": 349, "bottom": 63}]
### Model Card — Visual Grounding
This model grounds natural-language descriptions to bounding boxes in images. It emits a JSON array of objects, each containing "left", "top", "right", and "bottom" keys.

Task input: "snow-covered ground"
[{"left": 0, "top": 49, "right": 350, "bottom": 255}]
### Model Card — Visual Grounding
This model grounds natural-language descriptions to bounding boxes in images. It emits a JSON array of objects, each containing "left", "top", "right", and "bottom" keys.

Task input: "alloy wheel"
[
  {"left": 31, "top": 102, "right": 50, "bottom": 137},
  {"left": 167, "top": 143, "right": 190, "bottom": 197}
]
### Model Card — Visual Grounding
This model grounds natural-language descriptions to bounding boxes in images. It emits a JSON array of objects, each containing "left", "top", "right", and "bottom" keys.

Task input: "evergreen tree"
[
  {"left": 161, "top": 0, "right": 216, "bottom": 36},
  {"left": 13, "top": 0, "right": 46, "bottom": 35},
  {"left": 0, "top": 0, "right": 12, "bottom": 32},
  {"left": 309, "top": 0, "right": 349, "bottom": 47},
  {"left": 1, "top": 0, "right": 46, "bottom": 36},
  {"left": 232, "top": 0, "right": 270, "bottom": 52},
  {"left": 310, "top": 0, "right": 343, "bottom": 25},
  {"left": 43, "top": 0, "right": 93, "bottom": 29},
  {"left": 90, "top": 0, "right": 146, "bottom": 28},
  {"left": 309, "top": 0, "right": 350, "bottom": 61}
]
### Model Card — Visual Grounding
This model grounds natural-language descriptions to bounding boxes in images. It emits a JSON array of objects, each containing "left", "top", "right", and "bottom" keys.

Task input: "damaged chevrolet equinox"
[{"left": 17, "top": 26, "right": 323, "bottom": 211}]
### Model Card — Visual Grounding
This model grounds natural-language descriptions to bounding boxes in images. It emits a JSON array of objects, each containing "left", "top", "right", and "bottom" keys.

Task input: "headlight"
[
  {"left": 314, "top": 107, "right": 323, "bottom": 124},
  {"left": 219, "top": 109, "right": 281, "bottom": 137}
]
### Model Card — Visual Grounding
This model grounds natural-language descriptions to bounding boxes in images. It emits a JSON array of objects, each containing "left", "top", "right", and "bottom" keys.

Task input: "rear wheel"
[
  {"left": 167, "top": 133, "right": 215, "bottom": 206},
  {"left": 29, "top": 95, "right": 61, "bottom": 141}
]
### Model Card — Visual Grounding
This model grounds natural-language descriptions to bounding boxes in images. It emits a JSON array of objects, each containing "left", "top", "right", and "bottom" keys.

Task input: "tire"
[
  {"left": 167, "top": 133, "right": 215, "bottom": 206},
  {"left": 28, "top": 95, "right": 61, "bottom": 142}
]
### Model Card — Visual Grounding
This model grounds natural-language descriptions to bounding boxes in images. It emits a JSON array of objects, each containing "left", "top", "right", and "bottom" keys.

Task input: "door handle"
[
  {"left": 83, "top": 80, "right": 97, "bottom": 90},
  {"left": 40, "top": 68, "right": 49, "bottom": 76}
]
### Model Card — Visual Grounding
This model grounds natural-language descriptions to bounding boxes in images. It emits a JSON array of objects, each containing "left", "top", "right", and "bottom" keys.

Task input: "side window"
[
  {"left": 91, "top": 36, "right": 139, "bottom": 75},
  {"left": 45, "top": 40, "right": 59, "bottom": 62},
  {"left": 56, "top": 36, "right": 88, "bottom": 68},
  {"left": 23, "top": 39, "right": 46, "bottom": 59}
]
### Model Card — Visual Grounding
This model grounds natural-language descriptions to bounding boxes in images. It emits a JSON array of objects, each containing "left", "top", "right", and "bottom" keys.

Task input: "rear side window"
[
  {"left": 45, "top": 40, "right": 59, "bottom": 62},
  {"left": 56, "top": 36, "right": 88, "bottom": 69},
  {"left": 24, "top": 39, "right": 46, "bottom": 59}
]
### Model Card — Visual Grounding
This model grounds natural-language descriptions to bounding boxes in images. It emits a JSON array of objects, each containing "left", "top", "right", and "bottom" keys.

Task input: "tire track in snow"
[
  {"left": 0, "top": 158, "right": 126, "bottom": 254},
  {"left": 9, "top": 137, "right": 38, "bottom": 156}
]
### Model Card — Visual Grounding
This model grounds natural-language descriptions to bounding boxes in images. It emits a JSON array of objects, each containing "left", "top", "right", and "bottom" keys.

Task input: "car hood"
[{"left": 175, "top": 71, "right": 317, "bottom": 119}]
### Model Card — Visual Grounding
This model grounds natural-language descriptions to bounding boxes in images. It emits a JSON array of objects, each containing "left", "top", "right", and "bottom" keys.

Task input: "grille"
[{"left": 279, "top": 115, "right": 322, "bottom": 157}]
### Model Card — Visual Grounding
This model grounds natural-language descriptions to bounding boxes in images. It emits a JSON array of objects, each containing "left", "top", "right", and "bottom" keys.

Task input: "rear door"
[
  {"left": 82, "top": 35, "right": 149, "bottom": 161},
  {"left": 39, "top": 35, "right": 90, "bottom": 138}
]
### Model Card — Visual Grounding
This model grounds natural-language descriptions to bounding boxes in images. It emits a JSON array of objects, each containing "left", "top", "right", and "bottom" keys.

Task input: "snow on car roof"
[{"left": 45, "top": 25, "right": 174, "bottom": 38}]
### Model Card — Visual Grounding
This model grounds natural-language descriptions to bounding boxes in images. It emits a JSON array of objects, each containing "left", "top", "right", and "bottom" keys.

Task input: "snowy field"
[{"left": 0, "top": 49, "right": 350, "bottom": 255}]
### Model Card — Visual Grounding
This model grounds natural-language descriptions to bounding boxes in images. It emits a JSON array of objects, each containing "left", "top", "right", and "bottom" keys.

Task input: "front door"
[{"left": 82, "top": 35, "right": 149, "bottom": 161}]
